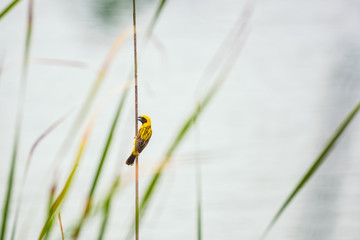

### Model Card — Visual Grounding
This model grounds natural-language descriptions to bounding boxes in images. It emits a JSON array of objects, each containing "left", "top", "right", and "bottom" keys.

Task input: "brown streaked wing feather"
[
  {"left": 135, "top": 126, "right": 152, "bottom": 153},
  {"left": 135, "top": 138, "right": 149, "bottom": 153}
]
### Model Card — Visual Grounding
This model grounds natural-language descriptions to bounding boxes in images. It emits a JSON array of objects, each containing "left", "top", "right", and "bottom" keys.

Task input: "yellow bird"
[{"left": 126, "top": 115, "right": 152, "bottom": 165}]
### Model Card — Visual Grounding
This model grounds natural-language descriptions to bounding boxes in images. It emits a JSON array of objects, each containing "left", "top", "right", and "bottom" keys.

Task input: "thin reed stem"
[
  {"left": 194, "top": 103, "right": 202, "bottom": 240},
  {"left": 132, "top": 0, "right": 139, "bottom": 239},
  {"left": 58, "top": 213, "right": 64, "bottom": 240}
]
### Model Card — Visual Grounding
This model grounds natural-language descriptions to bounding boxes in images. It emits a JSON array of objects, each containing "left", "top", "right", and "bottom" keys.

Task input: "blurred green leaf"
[
  {"left": 260, "top": 101, "right": 360, "bottom": 240},
  {"left": 1, "top": 1, "right": 33, "bottom": 239},
  {"left": 0, "top": 0, "right": 21, "bottom": 20},
  {"left": 43, "top": 182, "right": 57, "bottom": 240},
  {"left": 11, "top": 112, "right": 70, "bottom": 240},
  {"left": 145, "top": 0, "right": 168, "bottom": 40},
  {"left": 72, "top": 88, "right": 129, "bottom": 238},
  {"left": 38, "top": 133, "right": 88, "bottom": 240},
  {"left": 97, "top": 176, "right": 121, "bottom": 240},
  {"left": 196, "top": 158, "right": 202, "bottom": 240}
]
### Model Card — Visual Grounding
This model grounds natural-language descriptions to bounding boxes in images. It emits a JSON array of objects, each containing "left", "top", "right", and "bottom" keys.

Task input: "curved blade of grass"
[
  {"left": 144, "top": 0, "right": 168, "bottom": 41},
  {"left": 43, "top": 181, "right": 57, "bottom": 240},
  {"left": 1, "top": 1, "right": 33, "bottom": 239},
  {"left": 0, "top": 0, "right": 21, "bottom": 20},
  {"left": 195, "top": 0, "right": 255, "bottom": 95},
  {"left": 138, "top": 70, "right": 218, "bottom": 216},
  {"left": 72, "top": 86, "right": 129, "bottom": 239},
  {"left": 38, "top": 118, "right": 94, "bottom": 240},
  {"left": 260, "top": 101, "right": 360, "bottom": 240},
  {"left": 97, "top": 176, "right": 121, "bottom": 240},
  {"left": 10, "top": 112, "right": 71, "bottom": 240}
]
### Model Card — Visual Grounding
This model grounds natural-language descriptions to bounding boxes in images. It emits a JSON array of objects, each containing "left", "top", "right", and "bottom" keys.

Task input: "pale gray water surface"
[{"left": 0, "top": 0, "right": 360, "bottom": 239}]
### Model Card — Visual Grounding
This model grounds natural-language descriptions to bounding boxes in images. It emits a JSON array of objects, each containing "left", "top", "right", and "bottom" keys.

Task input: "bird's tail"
[{"left": 126, "top": 154, "right": 136, "bottom": 166}]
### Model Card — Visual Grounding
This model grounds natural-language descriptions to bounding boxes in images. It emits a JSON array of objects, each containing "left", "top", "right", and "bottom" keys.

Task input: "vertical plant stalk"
[
  {"left": 132, "top": 0, "right": 140, "bottom": 239},
  {"left": 196, "top": 161, "right": 202, "bottom": 240},
  {"left": 0, "top": 1, "right": 33, "bottom": 240},
  {"left": 58, "top": 213, "right": 64, "bottom": 240},
  {"left": 194, "top": 103, "right": 202, "bottom": 240}
]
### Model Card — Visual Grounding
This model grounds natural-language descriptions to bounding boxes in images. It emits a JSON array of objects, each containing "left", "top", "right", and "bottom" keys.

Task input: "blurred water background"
[{"left": 0, "top": 0, "right": 360, "bottom": 239}]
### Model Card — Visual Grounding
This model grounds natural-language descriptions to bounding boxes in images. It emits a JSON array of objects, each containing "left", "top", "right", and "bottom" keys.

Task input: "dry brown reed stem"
[
  {"left": 132, "top": 0, "right": 139, "bottom": 239},
  {"left": 58, "top": 213, "right": 64, "bottom": 240}
]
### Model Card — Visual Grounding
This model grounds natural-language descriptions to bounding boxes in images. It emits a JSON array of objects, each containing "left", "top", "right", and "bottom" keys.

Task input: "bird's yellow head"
[{"left": 137, "top": 115, "right": 151, "bottom": 125}]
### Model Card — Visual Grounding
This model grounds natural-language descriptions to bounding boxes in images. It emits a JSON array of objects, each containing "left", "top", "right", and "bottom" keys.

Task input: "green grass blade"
[
  {"left": 197, "top": 196, "right": 202, "bottom": 240},
  {"left": 0, "top": 0, "right": 21, "bottom": 20},
  {"left": 90, "top": 89, "right": 128, "bottom": 200},
  {"left": 10, "top": 112, "right": 70, "bottom": 240},
  {"left": 260, "top": 101, "right": 360, "bottom": 240},
  {"left": 0, "top": 134, "right": 18, "bottom": 240},
  {"left": 43, "top": 182, "right": 57, "bottom": 240},
  {"left": 72, "top": 88, "right": 129, "bottom": 238},
  {"left": 193, "top": 102, "right": 203, "bottom": 240},
  {"left": 38, "top": 130, "right": 89, "bottom": 240},
  {"left": 0, "top": 1, "right": 33, "bottom": 239},
  {"left": 195, "top": 153, "right": 202, "bottom": 240},
  {"left": 137, "top": 74, "right": 216, "bottom": 217},
  {"left": 197, "top": 204, "right": 202, "bottom": 240},
  {"left": 98, "top": 201, "right": 111, "bottom": 240},
  {"left": 97, "top": 176, "right": 121, "bottom": 240},
  {"left": 144, "top": 0, "right": 168, "bottom": 40}
]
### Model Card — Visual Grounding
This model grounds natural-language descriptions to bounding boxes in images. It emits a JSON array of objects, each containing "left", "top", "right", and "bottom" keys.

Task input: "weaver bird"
[{"left": 126, "top": 115, "right": 152, "bottom": 165}]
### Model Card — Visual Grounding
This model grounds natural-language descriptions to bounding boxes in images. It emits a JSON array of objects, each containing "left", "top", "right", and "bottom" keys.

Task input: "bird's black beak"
[{"left": 137, "top": 116, "right": 146, "bottom": 123}]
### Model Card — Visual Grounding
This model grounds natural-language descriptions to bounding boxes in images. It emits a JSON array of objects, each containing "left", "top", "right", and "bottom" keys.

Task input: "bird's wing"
[{"left": 135, "top": 126, "right": 152, "bottom": 153}]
